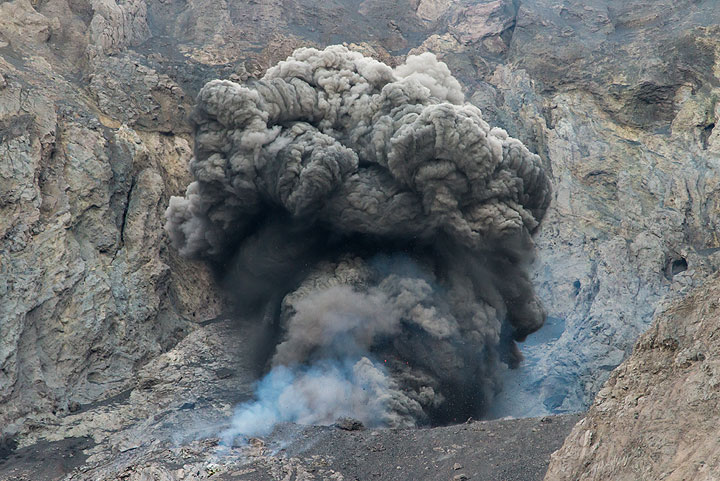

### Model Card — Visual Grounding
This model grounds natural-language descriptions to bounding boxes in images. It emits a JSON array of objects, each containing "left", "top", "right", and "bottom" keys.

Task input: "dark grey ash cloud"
[{"left": 165, "top": 45, "right": 551, "bottom": 433}]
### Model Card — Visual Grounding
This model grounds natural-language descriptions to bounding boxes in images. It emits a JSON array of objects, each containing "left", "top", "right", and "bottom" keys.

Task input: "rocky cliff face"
[
  {"left": 482, "top": 0, "right": 720, "bottom": 416},
  {"left": 0, "top": 0, "right": 226, "bottom": 436},
  {"left": 545, "top": 271, "right": 720, "bottom": 480},
  {"left": 409, "top": 0, "right": 720, "bottom": 417},
  {"left": 1, "top": 0, "right": 720, "bottom": 478}
]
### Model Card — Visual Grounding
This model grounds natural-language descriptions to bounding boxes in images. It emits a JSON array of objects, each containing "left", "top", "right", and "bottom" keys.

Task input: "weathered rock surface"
[
  {"left": 0, "top": 0, "right": 224, "bottom": 440},
  {"left": 1, "top": 0, "right": 720, "bottom": 478},
  {"left": 484, "top": 0, "right": 720, "bottom": 417},
  {"left": 0, "top": 319, "right": 255, "bottom": 480},
  {"left": 403, "top": 0, "right": 720, "bottom": 417},
  {"left": 545, "top": 271, "right": 720, "bottom": 480}
]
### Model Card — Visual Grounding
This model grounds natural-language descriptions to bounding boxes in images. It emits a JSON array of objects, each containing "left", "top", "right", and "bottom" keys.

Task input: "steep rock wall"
[{"left": 545, "top": 271, "right": 720, "bottom": 480}]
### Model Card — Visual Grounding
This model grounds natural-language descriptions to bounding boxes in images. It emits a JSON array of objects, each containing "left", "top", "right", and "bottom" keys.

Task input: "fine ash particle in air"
[{"left": 165, "top": 45, "right": 551, "bottom": 434}]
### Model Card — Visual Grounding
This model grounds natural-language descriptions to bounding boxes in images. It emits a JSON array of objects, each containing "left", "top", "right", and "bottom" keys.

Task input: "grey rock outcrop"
[
  {"left": 545, "top": 271, "right": 720, "bottom": 480},
  {"left": 88, "top": 0, "right": 150, "bottom": 55},
  {"left": 476, "top": 0, "right": 720, "bottom": 416},
  {"left": 0, "top": 0, "right": 223, "bottom": 439},
  {"left": 406, "top": 0, "right": 720, "bottom": 417}
]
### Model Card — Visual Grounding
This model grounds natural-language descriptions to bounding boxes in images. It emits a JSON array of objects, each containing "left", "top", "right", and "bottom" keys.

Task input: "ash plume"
[{"left": 165, "top": 45, "right": 551, "bottom": 436}]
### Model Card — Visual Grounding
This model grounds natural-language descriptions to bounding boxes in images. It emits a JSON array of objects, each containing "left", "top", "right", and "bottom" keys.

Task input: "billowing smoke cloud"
[{"left": 165, "top": 45, "right": 551, "bottom": 439}]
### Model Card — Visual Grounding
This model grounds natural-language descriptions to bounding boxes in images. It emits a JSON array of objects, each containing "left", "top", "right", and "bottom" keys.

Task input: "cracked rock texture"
[
  {"left": 0, "top": 0, "right": 224, "bottom": 439},
  {"left": 545, "top": 271, "right": 720, "bottom": 480},
  {"left": 1, "top": 0, "right": 720, "bottom": 479}
]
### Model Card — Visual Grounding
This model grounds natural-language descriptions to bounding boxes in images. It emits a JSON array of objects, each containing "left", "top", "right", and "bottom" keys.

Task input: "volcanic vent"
[{"left": 165, "top": 45, "right": 551, "bottom": 436}]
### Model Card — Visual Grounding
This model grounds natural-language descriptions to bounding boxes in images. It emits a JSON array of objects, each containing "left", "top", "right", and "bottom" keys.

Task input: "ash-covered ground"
[
  {"left": 1, "top": 416, "right": 581, "bottom": 481},
  {"left": 0, "top": 319, "right": 580, "bottom": 481}
]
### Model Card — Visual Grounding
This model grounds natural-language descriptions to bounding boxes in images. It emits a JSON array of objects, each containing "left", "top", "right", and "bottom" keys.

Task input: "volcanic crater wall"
[{"left": 3, "top": 0, "right": 720, "bottom": 465}]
